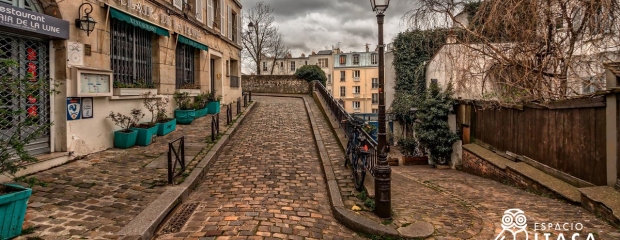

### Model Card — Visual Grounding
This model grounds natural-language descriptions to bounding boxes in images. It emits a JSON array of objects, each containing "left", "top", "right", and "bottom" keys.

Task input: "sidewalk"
[{"left": 15, "top": 103, "right": 249, "bottom": 240}]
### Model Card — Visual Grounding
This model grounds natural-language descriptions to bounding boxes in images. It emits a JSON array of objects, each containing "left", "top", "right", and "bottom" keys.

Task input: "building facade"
[
  {"left": 308, "top": 50, "right": 333, "bottom": 93},
  {"left": 259, "top": 54, "right": 309, "bottom": 75},
  {"left": 0, "top": 0, "right": 243, "bottom": 172},
  {"left": 333, "top": 51, "right": 379, "bottom": 114}
]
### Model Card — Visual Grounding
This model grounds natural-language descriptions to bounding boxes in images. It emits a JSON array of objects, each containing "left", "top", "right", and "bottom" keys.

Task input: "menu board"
[{"left": 80, "top": 73, "right": 111, "bottom": 94}]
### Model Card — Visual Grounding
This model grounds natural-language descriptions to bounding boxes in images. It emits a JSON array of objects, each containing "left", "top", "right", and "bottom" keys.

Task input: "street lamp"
[
  {"left": 370, "top": 0, "right": 391, "bottom": 220},
  {"left": 75, "top": 3, "right": 97, "bottom": 36}
]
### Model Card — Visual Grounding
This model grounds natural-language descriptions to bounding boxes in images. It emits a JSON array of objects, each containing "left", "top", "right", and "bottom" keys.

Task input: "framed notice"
[
  {"left": 66, "top": 97, "right": 81, "bottom": 120},
  {"left": 70, "top": 67, "right": 113, "bottom": 97},
  {"left": 81, "top": 97, "right": 93, "bottom": 119}
]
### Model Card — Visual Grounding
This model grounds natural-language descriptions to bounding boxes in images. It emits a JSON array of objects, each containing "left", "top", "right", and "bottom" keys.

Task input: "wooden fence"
[{"left": 458, "top": 96, "right": 608, "bottom": 185}]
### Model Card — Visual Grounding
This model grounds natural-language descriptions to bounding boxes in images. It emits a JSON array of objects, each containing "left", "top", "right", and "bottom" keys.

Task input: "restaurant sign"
[{"left": 0, "top": 5, "right": 69, "bottom": 39}]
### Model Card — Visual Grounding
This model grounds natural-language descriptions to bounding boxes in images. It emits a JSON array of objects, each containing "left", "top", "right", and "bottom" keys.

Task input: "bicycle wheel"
[
  {"left": 353, "top": 153, "right": 366, "bottom": 191},
  {"left": 344, "top": 140, "right": 353, "bottom": 167}
]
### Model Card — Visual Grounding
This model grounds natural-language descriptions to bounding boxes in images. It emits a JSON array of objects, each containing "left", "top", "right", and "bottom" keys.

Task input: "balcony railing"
[
  {"left": 354, "top": 77, "right": 360, "bottom": 82},
  {"left": 340, "top": 78, "right": 345, "bottom": 82},
  {"left": 314, "top": 81, "right": 384, "bottom": 178},
  {"left": 353, "top": 92, "right": 360, "bottom": 97}
]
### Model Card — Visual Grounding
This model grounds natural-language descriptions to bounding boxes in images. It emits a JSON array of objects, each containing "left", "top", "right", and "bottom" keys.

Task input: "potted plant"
[
  {"left": 155, "top": 97, "right": 176, "bottom": 136},
  {"left": 0, "top": 58, "right": 53, "bottom": 239},
  {"left": 176, "top": 83, "right": 201, "bottom": 96},
  {"left": 193, "top": 93, "right": 209, "bottom": 118},
  {"left": 399, "top": 137, "right": 428, "bottom": 165},
  {"left": 113, "top": 79, "right": 158, "bottom": 96},
  {"left": 130, "top": 92, "right": 159, "bottom": 146},
  {"left": 206, "top": 90, "right": 223, "bottom": 114},
  {"left": 174, "top": 91, "right": 195, "bottom": 125},
  {"left": 107, "top": 109, "right": 142, "bottom": 149}
]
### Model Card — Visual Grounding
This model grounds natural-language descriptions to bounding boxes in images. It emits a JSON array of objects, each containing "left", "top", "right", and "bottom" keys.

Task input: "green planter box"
[
  {"left": 132, "top": 124, "right": 158, "bottom": 146},
  {"left": 195, "top": 107, "right": 208, "bottom": 118},
  {"left": 0, "top": 184, "right": 32, "bottom": 239},
  {"left": 113, "top": 129, "right": 137, "bottom": 149},
  {"left": 207, "top": 101, "right": 220, "bottom": 114},
  {"left": 175, "top": 109, "right": 195, "bottom": 125},
  {"left": 157, "top": 119, "right": 177, "bottom": 136}
]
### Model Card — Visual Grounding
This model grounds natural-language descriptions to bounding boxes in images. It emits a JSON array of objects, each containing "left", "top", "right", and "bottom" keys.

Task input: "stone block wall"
[
  {"left": 242, "top": 75, "right": 311, "bottom": 94},
  {"left": 462, "top": 150, "right": 565, "bottom": 201}
]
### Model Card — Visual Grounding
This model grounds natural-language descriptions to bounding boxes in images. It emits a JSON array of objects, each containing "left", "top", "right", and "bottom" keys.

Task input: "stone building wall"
[{"left": 242, "top": 75, "right": 312, "bottom": 94}]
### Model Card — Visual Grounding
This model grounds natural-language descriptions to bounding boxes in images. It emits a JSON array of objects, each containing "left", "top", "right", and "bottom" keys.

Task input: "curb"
[
  {"left": 116, "top": 102, "right": 257, "bottom": 240},
  {"left": 254, "top": 93, "right": 402, "bottom": 238},
  {"left": 310, "top": 92, "right": 436, "bottom": 239}
]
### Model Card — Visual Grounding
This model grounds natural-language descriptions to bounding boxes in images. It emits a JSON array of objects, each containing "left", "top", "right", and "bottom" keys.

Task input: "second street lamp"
[{"left": 370, "top": 0, "right": 391, "bottom": 220}]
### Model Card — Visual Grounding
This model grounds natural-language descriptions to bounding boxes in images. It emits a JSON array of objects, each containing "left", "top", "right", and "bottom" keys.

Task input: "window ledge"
[{"left": 109, "top": 95, "right": 165, "bottom": 101}]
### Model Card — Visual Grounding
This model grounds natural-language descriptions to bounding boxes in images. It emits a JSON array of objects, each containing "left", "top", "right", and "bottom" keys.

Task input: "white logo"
[
  {"left": 494, "top": 208, "right": 598, "bottom": 240},
  {"left": 495, "top": 208, "right": 528, "bottom": 240}
]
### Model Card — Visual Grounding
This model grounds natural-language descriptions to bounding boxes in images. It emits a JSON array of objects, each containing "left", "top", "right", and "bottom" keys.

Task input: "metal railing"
[
  {"left": 226, "top": 103, "right": 233, "bottom": 125},
  {"left": 314, "top": 82, "right": 383, "bottom": 177},
  {"left": 211, "top": 113, "right": 220, "bottom": 142},
  {"left": 167, "top": 136, "right": 186, "bottom": 184},
  {"left": 237, "top": 97, "right": 241, "bottom": 115}
]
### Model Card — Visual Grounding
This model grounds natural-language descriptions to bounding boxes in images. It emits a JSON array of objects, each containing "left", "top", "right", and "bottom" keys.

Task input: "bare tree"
[
  {"left": 242, "top": 1, "right": 288, "bottom": 75},
  {"left": 268, "top": 35, "right": 290, "bottom": 75},
  {"left": 406, "top": 0, "right": 620, "bottom": 103}
]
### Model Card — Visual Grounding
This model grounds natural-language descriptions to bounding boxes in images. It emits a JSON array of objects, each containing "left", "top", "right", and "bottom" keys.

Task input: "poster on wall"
[
  {"left": 81, "top": 97, "right": 93, "bottom": 119},
  {"left": 66, "top": 97, "right": 81, "bottom": 120}
]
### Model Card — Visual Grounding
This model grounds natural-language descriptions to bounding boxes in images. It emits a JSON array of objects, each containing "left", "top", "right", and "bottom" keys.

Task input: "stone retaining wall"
[
  {"left": 463, "top": 150, "right": 565, "bottom": 200},
  {"left": 242, "top": 75, "right": 311, "bottom": 94}
]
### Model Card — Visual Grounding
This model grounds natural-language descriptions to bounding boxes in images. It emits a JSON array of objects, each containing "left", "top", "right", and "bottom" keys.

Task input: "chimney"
[
  {"left": 301, "top": 53, "right": 305, "bottom": 57},
  {"left": 366, "top": 44, "right": 369, "bottom": 52},
  {"left": 312, "top": 51, "right": 316, "bottom": 55}
]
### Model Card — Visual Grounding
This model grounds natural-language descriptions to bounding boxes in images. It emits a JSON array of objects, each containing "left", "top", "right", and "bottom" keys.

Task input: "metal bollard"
[
  {"left": 374, "top": 149, "right": 391, "bottom": 219},
  {"left": 249, "top": 91, "right": 252, "bottom": 102}
]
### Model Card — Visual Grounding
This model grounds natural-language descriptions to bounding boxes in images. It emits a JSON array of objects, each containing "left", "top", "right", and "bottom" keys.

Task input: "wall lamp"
[{"left": 75, "top": 3, "right": 97, "bottom": 36}]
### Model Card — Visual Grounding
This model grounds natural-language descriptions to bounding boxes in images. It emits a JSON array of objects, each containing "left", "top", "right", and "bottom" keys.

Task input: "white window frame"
[
  {"left": 227, "top": 5, "right": 232, "bottom": 40},
  {"left": 340, "top": 86, "right": 346, "bottom": 97},
  {"left": 372, "top": 78, "right": 379, "bottom": 88},
  {"left": 353, "top": 70, "right": 360, "bottom": 78},
  {"left": 173, "top": 0, "right": 183, "bottom": 10},
  {"left": 220, "top": 0, "right": 224, "bottom": 34},
  {"left": 196, "top": 0, "right": 204, "bottom": 22},
  {"left": 207, "top": 0, "right": 213, "bottom": 28},
  {"left": 353, "top": 86, "right": 361, "bottom": 94},
  {"left": 353, "top": 101, "right": 360, "bottom": 109},
  {"left": 372, "top": 93, "right": 378, "bottom": 104}
]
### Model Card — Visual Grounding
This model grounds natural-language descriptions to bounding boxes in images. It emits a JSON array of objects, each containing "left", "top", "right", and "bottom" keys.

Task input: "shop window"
[
  {"left": 175, "top": 43, "right": 196, "bottom": 89},
  {"left": 111, "top": 18, "right": 154, "bottom": 86}
]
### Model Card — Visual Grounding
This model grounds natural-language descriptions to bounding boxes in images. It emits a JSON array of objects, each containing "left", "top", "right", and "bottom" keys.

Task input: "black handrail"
[
  {"left": 167, "top": 136, "right": 186, "bottom": 184},
  {"left": 314, "top": 82, "right": 383, "bottom": 177}
]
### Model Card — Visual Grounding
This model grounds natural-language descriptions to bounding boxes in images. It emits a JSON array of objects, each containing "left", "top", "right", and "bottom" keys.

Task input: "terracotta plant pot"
[{"left": 402, "top": 156, "right": 428, "bottom": 166}]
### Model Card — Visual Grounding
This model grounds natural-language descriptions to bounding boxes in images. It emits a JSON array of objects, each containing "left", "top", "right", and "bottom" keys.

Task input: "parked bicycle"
[{"left": 343, "top": 118, "right": 371, "bottom": 191}]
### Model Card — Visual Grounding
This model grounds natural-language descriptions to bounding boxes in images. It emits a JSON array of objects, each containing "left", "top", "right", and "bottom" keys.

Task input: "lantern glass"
[
  {"left": 370, "top": 0, "right": 390, "bottom": 12},
  {"left": 86, "top": 17, "right": 96, "bottom": 32}
]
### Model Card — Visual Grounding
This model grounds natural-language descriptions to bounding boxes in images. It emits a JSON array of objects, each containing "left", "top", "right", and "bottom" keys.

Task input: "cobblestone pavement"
[
  {"left": 313, "top": 91, "right": 620, "bottom": 239},
  {"left": 391, "top": 166, "right": 620, "bottom": 239},
  {"left": 155, "top": 97, "right": 361, "bottom": 240},
  {"left": 16, "top": 103, "right": 247, "bottom": 240}
]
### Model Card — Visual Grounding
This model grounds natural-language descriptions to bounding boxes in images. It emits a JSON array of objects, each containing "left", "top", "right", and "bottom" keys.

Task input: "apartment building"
[
  {"left": 259, "top": 53, "right": 309, "bottom": 75},
  {"left": 333, "top": 51, "right": 379, "bottom": 114},
  {"left": 309, "top": 50, "right": 334, "bottom": 93}
]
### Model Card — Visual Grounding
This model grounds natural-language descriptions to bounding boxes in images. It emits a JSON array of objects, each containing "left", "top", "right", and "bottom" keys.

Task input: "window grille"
[
  {"left": 111, "top": 19, "right": 153, "bottom": 85},
  {"left": 176, "top": 43, "right": 196, "bottom": 88},
  {"left": 0, "top": 33, "right": 50, "bottom": 155}
]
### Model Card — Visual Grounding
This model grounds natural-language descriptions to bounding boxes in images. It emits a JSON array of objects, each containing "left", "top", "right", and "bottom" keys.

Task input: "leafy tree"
[
  {"left": 415, "top": 82, "right": 458, "bottom": 165},
  {"left": 295, "top": 65, "right": 327, "bottom": 86}
]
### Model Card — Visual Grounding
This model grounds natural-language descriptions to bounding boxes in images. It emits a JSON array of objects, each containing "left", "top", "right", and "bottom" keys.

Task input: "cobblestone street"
[{"left": 155, "top": 97, "right": 361, "bottom": 239}]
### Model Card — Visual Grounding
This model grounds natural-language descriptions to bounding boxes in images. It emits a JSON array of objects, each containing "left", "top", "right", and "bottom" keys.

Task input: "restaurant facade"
[{"left": 0, "top": 0, "right": 243, "bottom": 173}]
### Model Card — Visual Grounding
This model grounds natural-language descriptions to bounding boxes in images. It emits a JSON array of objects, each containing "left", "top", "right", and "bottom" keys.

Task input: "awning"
[
  {"left": 110, "top": 8, "right": 169, "bottom": 37},
  {"left": 178, "top": 35, "right": 209, "bottom": 51}
]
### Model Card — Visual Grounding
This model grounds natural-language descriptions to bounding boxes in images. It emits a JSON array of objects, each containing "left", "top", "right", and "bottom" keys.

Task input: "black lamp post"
[
  {"left": 75, "top": 3, "right": 97, "bottom": 36},
  {"left": 370, "top": 0, "right": 391, "bottom": 220}
]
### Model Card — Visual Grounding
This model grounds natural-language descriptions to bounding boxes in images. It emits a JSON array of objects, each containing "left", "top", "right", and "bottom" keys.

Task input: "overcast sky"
[{"left": 241, "top": 0, "right": 414, "bottom": 57}]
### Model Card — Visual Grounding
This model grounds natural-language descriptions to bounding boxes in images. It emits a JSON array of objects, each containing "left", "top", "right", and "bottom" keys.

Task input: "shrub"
[
  {"left": 415, "top": 82, "right": 458, "bottom": 165},
  {"left": 294, "top": 65, "right": 326, "bottom": 86}
]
